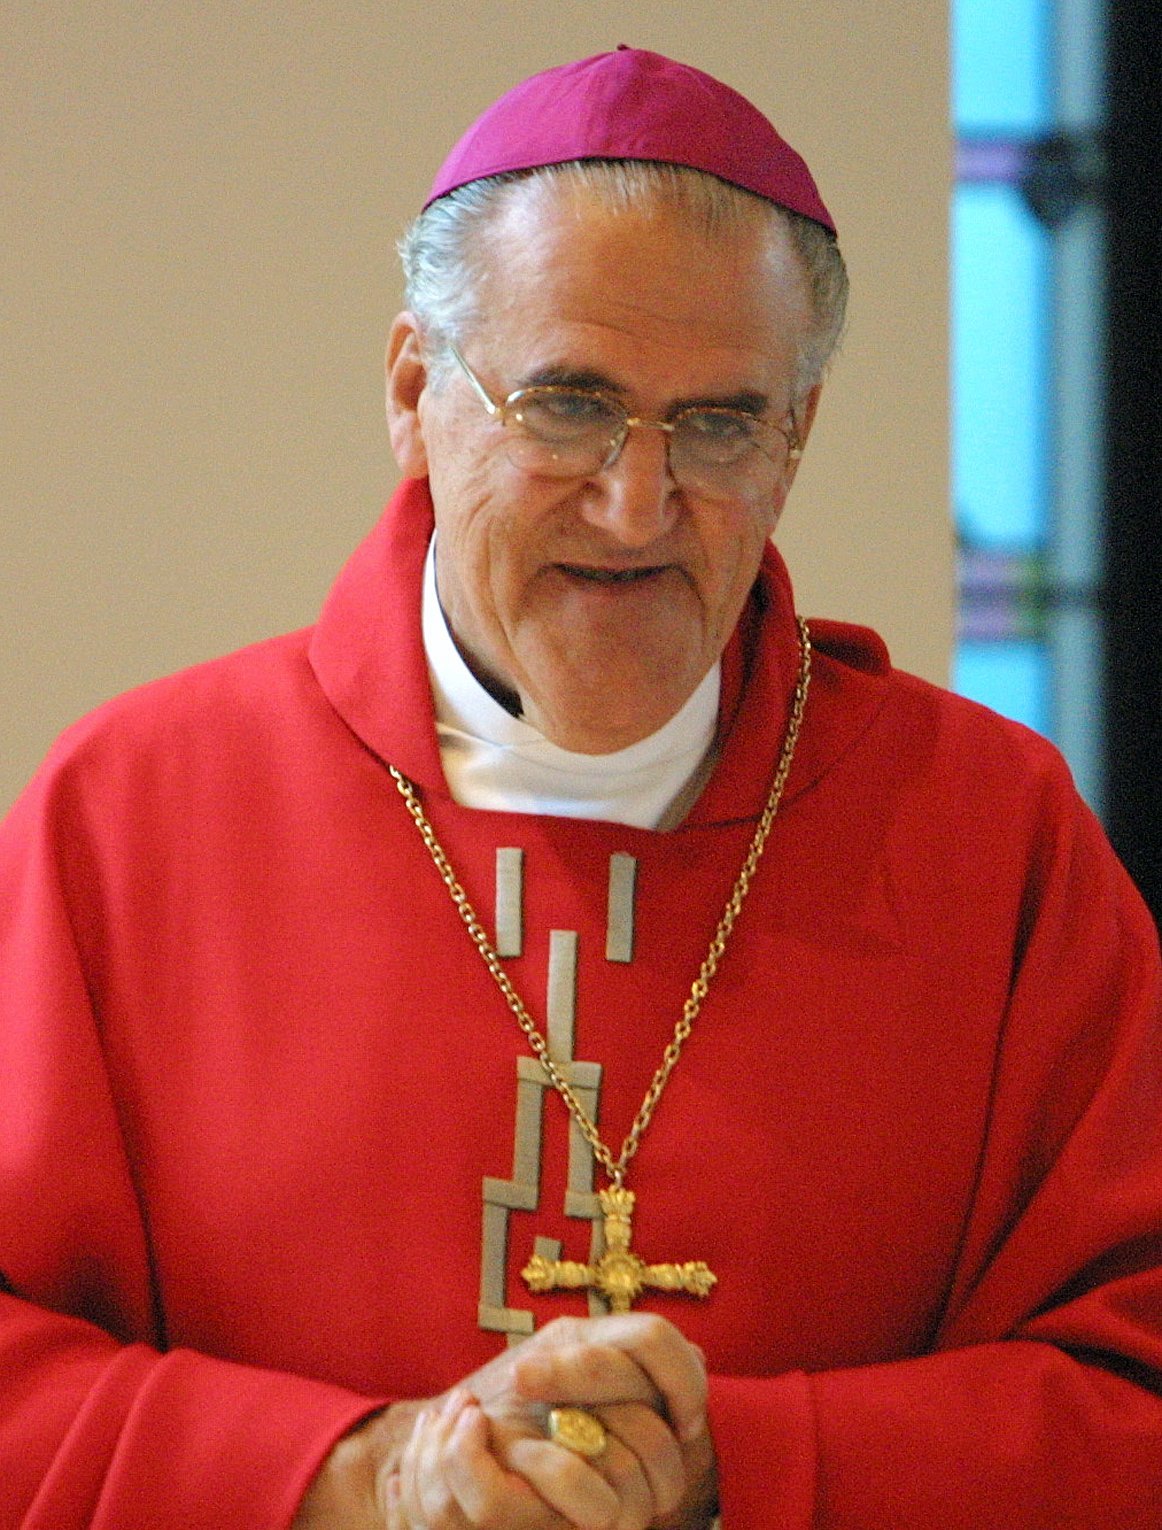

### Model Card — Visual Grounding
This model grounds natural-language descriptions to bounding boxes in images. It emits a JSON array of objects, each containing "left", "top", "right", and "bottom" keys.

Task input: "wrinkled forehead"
[
  {"left": 472, "top": 170, "right": 811, "bottom": 333},
  {"left": 461, "top": 175, "right": 813, "bottom": 390}
]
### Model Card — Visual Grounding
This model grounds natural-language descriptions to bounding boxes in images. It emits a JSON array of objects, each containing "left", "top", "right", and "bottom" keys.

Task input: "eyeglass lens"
[{"left": 501, "top": 388, "right": 787, "bottom": 499}]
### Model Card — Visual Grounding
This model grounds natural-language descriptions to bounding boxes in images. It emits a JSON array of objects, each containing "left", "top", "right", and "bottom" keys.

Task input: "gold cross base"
[{"left": 522, "top": 1186, "right": 716, "bottom": 1314}]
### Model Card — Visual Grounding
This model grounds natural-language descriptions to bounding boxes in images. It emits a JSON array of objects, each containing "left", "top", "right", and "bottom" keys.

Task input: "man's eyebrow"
[
  {"left": 520, "top": 364, "right": 621, "bottom": 392},
  {"left": 518, "top": 367, "right": 773, "bottom": 417}
]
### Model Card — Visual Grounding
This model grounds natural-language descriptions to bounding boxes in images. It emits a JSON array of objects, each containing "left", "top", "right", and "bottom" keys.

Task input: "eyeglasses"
[{"left": 447, "top": 344, "right": 802, "bottom": 503}]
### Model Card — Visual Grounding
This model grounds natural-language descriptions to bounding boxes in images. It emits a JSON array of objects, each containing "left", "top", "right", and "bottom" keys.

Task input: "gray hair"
[{"left": 397, "top": 160, "right": 848, "bottom": 405}]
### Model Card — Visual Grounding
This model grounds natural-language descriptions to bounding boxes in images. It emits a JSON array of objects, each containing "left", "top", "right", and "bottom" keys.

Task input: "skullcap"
[{"left": 424, "top": 45, "right": 836, "bottom": 234}]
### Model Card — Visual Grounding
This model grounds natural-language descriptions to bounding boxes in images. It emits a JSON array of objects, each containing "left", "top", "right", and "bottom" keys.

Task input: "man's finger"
[
  {"left": 598, "top": 1402, "right": 686, "bottom": 1521},
  {"left": 504, "top": 1434, "right": 623, "bottom": 1530},
  {"left": 511, "top": 1314, "right": 709, "bottom": 1444}
]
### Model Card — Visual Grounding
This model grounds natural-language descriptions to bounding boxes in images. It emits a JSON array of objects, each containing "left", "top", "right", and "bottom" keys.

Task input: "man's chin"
[{"left": 519, "top": 664, "right": 704, "bottom": 755}]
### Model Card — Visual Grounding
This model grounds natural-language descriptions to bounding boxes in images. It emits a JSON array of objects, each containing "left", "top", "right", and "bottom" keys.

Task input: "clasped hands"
[{"left": 296, "top": 1312, "right": 716, "bottom": 1529}]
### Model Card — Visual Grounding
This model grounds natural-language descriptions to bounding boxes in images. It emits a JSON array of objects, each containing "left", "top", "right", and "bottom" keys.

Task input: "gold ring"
[{"left": 547, "top": 1406, "right": 608, "bottom": 1459}]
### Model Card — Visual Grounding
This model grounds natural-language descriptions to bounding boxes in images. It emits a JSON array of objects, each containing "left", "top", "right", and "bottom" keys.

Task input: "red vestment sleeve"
[
  {"left": 0, "top": 760, "right": 383, "bottom": 1530},
  {"left": 708, "top": 755, "right": 1162, "bottom": 1526}
]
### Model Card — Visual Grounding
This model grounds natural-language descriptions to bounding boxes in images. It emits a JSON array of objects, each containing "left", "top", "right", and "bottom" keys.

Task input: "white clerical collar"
[{"left": 421, "top": 536, "right": 720, "bottom": 829}]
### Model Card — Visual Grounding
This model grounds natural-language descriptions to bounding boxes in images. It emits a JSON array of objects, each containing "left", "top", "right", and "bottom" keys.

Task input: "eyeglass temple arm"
[{"left": 448, "top": 344, "right": 501, "bottom": 418}]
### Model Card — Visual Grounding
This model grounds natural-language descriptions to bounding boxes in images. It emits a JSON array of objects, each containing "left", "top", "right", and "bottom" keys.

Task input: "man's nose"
[{"left": 580, "top": 423, "right": 679, "bottom": 546}]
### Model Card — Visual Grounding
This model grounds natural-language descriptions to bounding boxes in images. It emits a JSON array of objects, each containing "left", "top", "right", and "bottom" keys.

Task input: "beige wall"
[{"left": 1, "top": 2, "right": 951, "bottom": 813}]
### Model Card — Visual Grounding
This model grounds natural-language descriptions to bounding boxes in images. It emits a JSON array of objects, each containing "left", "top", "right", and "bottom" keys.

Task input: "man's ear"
[
  {"left": 793, "top": 382, "right": 824, "bottom": 458},
  {"left": 769, "top": 381, "right": 823, "bottom": 530},
  {"left": 385, "top": 311, "right": 430, "bottom": 479}
]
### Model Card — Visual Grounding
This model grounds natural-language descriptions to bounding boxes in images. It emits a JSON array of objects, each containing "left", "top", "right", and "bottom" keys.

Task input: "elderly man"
[{"left": 1, "top": 47, "right": 1160, "bottom": 1530}]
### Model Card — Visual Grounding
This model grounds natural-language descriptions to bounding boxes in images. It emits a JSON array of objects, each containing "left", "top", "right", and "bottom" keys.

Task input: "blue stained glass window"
[
  {"left": 952, "top": 0, "right": 1055, "bottom": 742},
  {"left": 952, "top": 184, "right": 1050, "bottom": 551},
  {"left": 954, "top": 640, "right": 1052, "bottom": 736},
  {"left": 953, "top": 0, "right": 1051, "bottom": 131},
  {"left": 950, "top": 0, "right": 1105, "bottom": 811}
]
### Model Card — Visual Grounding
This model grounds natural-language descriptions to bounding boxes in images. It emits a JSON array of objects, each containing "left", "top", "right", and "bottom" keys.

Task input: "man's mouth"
[{"left": 557, "top": 563, "right": 665, "bottom": 584}]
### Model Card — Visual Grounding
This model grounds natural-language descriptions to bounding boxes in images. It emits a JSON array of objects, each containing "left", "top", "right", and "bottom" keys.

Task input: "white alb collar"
[{"left": 421, "top": 537, "right": 719, "bottom": 829}]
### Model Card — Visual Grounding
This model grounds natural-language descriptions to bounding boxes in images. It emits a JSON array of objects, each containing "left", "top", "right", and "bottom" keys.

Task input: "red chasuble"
[{"left": 1, "top": 480, "right": 1160, "bottom": 1526}]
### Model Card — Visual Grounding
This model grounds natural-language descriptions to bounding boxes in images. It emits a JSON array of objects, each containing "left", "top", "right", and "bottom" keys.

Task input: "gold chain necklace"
[{"left": 389, "top": 615, "right": 811, "bottom": 1312}]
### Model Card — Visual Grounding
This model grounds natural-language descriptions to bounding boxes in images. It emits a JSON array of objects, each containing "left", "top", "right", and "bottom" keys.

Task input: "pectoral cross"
[{"left": 522, "top": 1185, "right": 716, "bottom": 1314}]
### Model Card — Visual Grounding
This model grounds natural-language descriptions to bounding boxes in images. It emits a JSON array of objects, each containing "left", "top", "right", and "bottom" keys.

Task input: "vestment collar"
[{"left": 308, "top": 478, "right": 892, "bottom": 826}]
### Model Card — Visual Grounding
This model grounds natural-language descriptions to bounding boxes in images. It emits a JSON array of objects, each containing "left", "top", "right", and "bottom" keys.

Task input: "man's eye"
[
  {"left": 512, "top": 391, "right": 619, "bottom": 442},
  {"left": 682, "top": 409, "right": 760, "bottom": 444},
  {"left": 527, "top": 391, "right": 614, "bottom": 426}
]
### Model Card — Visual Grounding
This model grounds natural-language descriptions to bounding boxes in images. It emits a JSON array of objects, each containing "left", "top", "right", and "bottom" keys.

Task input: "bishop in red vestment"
[{"left": 2, "top": 47, "right": 1160, "bottom": 1530}]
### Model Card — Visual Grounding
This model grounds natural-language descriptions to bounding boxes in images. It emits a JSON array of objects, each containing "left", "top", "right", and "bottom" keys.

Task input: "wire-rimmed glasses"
[{"left": 448, "top": 344, "right": 801, "bottom": 503}]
